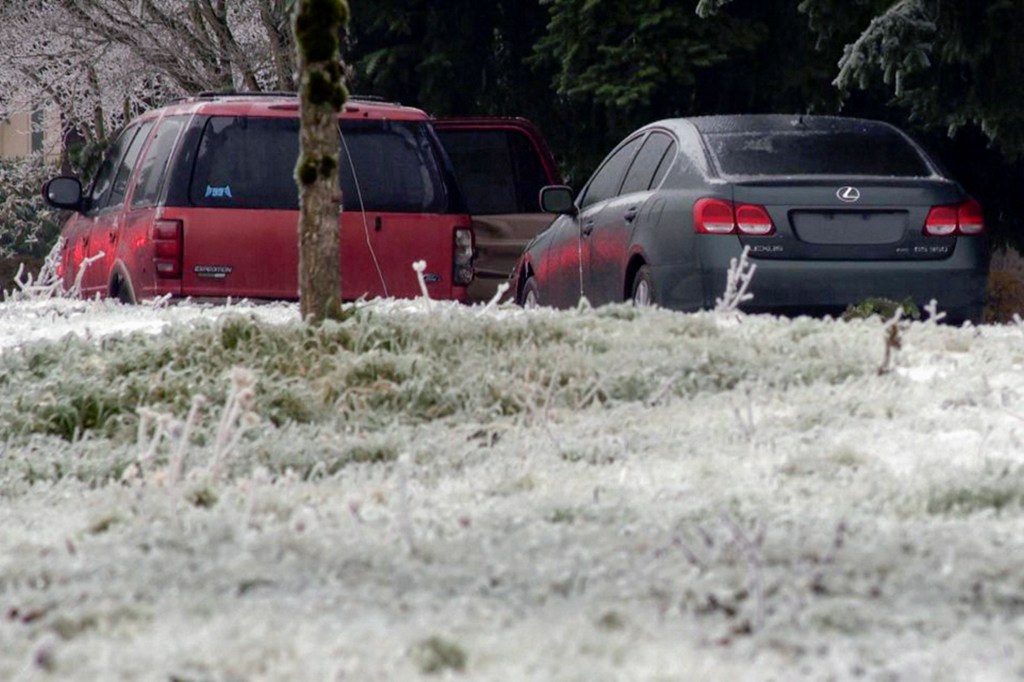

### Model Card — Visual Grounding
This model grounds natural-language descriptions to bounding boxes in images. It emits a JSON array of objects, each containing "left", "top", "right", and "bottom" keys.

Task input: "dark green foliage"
[
  {"left": 842, "top": 297, "right": 922, "bottom": 321},
  {"left": 534, "top": 0, "right": 759, "bottom": 110},
  {"left": 411, "top": 636, "right": 467, "bottom": 675},
  {"left": 798, "top": 0, "right": 1024, "bottom": 158},
  {"left": 36, "top": 393, "right": 132, "bottom": 441},
  {"left": 0, "top": 308, "right": 876, "bottom": 447},
  {"left": 0, "top": 153, "right": 61, "bottom": 261},
  {"left": 186, "top": 485, "right": 219, "bottom": 509},
  {"left": 349, "top": 0, "right": 549, "bottom": 115},
  {"left": 927, "top": 484, "right": 1024, "bottom": 515},
  {"left": 67, "top": 136, "right": 112, "bottom": 182}
]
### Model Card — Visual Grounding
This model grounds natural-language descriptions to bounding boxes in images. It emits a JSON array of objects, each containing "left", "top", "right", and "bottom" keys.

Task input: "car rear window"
[
  {"left": 703, "top": 129, "right": 933, "bottom": 177},
  {"left": 339, "top": 120, "right": 448, "bottom": 213},
  {"left": 435, "top": 128, "right": 550, "bottom": 214},
  {"left": 189, "top": 116, "right": 449, "bottom": 212}
]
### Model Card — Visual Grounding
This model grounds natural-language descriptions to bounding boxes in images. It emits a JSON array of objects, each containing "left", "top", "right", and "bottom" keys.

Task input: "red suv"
[{"left": 42, "top": 93, "right": 475, "bottom": 303}]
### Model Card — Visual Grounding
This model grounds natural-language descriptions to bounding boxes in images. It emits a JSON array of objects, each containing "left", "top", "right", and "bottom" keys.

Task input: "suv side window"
[
  {"left": 107, "top": 121, "right": 154, "bottom": 208},
  {"left": 133, "top": 117, "right": 185, "bottom": 207},
  {"left": 580, "top": 136, "right": 641, "bottom": 209},
  {"left": 86, "top": 125, "right": 140, "bottom": 213},
  {"left": 620, "top": 132, "right": 675, "bottom": 194}
]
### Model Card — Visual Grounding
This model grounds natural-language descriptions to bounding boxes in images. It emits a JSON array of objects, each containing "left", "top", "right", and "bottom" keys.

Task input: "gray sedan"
[{"left": 511, "top": 115, "right": 989, "bottom": 323}]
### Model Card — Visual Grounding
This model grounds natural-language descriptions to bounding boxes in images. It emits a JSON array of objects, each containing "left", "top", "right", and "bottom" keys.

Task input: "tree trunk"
[{"left": 293, "top": 0, "right": 349, "bottom": 322}]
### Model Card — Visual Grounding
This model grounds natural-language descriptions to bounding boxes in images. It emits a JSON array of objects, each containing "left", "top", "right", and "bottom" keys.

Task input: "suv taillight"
[
  {"left": 152, "top": 219, "right": 183, "bottom": 278},
  {"left": 924, "top": 199, "right": 985, "bottom": 237},
  {"left": 694, "top": 198, "right": 776, "bottom": 236},
  {"left": 453, "top": 227, "right": 474, "bottom": 286}
]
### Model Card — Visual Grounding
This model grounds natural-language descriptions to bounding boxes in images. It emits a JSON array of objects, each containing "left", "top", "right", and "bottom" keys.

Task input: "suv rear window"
[
  {"left": 703, "top": 129, "right": 933, "bottom": 178},
  {"left": 339, "top": 120, "right": 448, "bottom": 213},
  {"left": 189, "top": 116, "right": 449, "bottom": 212}
]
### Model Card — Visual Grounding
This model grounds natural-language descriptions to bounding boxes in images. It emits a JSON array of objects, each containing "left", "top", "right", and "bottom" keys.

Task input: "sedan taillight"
[
  {"left": 957, "top": 199, "right": 985, "bottom": 235},
  {"left": 694, "top": 197, "right": 776, "bottom": 236},
  {"left": 924, "top": 199, "right": 985, "bottom": 237},
  {"left": 735, "top": 204, "right": 774, "bottom": 235}
]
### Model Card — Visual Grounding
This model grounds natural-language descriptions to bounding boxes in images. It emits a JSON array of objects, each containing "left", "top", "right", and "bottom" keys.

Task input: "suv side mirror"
[
  {"left": 539, "top": 185, "right": 577, "bottom": 216},
  {"left": 42, "top": 177, "right": 83, "bottom": 212}
]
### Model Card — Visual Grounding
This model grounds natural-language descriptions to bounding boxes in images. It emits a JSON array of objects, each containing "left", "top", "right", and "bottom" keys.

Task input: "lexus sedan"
[{"left": 511, "top": 115, "right": 988, "bottom": 323}]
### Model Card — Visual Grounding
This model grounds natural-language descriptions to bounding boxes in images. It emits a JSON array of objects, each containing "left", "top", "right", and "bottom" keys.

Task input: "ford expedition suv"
[{"left": 42, "top": 93, "right": 475, "bottom": 303}]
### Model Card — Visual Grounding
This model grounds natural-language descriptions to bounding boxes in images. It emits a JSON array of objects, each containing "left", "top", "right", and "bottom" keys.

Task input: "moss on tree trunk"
[{"left": 294, "top": 0, "right": 349, "bottom": 322}]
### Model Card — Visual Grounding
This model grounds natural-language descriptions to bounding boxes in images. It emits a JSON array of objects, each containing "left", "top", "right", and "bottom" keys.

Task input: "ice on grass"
[{"left": 1, "top": 295, "right": 1024, "bottom": 679}]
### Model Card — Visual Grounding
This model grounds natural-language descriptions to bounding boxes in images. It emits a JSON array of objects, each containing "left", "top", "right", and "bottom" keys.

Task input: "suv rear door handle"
[
  {"left": 624, "top": 206, "right": 639, "bottom": 223},
  {"left": 582, "top": 219, "right": 595, "bottom": 236}
]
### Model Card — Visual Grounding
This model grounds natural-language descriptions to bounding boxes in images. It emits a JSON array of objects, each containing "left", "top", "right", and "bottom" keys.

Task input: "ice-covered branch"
[{"left": 714, "top": 246, "right": 756, "bottom": 314}]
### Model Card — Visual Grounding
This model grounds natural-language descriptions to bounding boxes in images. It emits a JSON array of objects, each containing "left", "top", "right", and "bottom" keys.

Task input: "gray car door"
[{"left": 585, "top": 131, "right": 675, "bottom": 305}]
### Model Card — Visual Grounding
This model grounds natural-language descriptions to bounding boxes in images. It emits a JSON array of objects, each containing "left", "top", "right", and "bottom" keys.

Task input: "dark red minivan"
[
  {"left": 433, "top": 118, "right": 562, "bottom": 302},
  {"left": 43, "top": 93, "right": 475, "bottom": 303}
]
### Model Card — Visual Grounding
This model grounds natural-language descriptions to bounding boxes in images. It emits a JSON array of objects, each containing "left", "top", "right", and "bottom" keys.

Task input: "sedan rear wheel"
[
  {"left": 631, "top": 266, "right": 654, "bottom": 307},
  {"left": 521, "top": 277, "right": 541, "bottom": 309}
]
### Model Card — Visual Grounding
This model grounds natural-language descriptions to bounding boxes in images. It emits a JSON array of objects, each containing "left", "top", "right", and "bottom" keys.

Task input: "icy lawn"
[{"left": 1, "top": 295, "right": 1024, "bottom": 681}]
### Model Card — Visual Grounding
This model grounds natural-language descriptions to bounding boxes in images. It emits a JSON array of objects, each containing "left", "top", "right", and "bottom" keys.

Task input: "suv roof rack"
[
  {"left": 162, "top": 91, "right": 407, "bottom": 111},
  {"left": 194, "top": 90, "right": 298, "bottom": 99},
  {"left": 182, "top": 91, "right": 404, "bottom": 106}
]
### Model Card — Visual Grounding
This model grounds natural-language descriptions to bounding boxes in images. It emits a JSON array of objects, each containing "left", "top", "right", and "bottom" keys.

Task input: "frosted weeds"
[
  {"left": 1, "top": 298, "right": 1024, "bottom": 680},
  {"left": 714, "top": 245, "right": 756, "bottom": 314}
]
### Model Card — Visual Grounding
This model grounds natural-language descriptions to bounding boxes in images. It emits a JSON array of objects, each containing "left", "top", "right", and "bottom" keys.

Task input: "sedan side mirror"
[
  {"left": 539, "top": 185, "right": 578, "bottom": 216},
  {"left": 42, "top": 176, "right": 83, "bottom": 212}
]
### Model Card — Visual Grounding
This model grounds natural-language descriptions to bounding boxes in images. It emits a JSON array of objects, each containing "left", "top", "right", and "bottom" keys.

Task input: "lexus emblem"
[{"left": 837, "top": 186, "right": 861, "bottom": 202}]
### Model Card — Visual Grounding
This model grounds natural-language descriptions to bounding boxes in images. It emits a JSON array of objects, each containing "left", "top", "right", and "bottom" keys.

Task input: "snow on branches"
[{"left": 0, "top": 1, "right": 297, "bottom": 143}]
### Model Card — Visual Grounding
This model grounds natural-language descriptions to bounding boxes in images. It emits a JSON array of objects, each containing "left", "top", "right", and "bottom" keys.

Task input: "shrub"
[
  {"left": 0, "top": 152, "right": 60, "bottom": 259},
  {"left": 842, "top": 296, "right": 920, "bottom": 322}
]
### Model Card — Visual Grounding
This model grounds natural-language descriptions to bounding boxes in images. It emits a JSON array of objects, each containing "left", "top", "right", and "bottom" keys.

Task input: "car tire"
[
  {"left": 521, "top": 277, "right": 541, "bottom": 309},
  {"left": 631, "top": 266, "right": 655, "bottom": 307}
]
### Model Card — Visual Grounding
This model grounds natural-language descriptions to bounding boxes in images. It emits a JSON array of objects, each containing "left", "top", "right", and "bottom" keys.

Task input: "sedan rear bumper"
[{"left": 693, "top": 236, "right": 989, "bottom": 323}]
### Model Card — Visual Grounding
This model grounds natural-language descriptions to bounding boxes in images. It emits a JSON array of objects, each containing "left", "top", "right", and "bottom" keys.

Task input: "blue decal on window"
[{"left": 205, "top": 185, "right": 233, "bottom": 199}]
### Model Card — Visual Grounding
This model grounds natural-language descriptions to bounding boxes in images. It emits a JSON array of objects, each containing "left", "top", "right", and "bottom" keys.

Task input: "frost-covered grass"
[{"left": 2, "top": 296, "right": 1024, "bottom": 680}]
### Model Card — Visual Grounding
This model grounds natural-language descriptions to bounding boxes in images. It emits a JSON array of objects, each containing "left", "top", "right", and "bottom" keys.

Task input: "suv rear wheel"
[{"left": 110, "top": 273, "right": 136, "bottom": 304}]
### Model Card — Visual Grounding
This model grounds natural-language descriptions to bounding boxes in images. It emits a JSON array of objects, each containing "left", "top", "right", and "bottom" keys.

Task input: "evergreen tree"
[{"left": 706, "top": 0, "right": 1024, "bottom": 159}]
